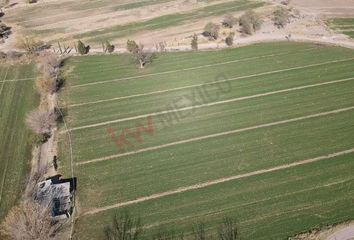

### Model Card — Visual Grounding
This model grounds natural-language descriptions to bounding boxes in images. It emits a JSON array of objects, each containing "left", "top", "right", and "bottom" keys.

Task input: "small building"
[{"left": 36, "top": 175, "right": 76, "bottom": 219}]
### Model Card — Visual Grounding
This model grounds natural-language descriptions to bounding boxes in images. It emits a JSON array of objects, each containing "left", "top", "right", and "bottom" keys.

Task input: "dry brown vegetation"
[
  {"left": 13, "top": 36, "right": 50, "bottom": 54},
  {"left": 35, "top": 53, "right": 62, "bottom": 95},
  {"left": 0, "top": 200, "right": 63, "bottom": 240},
  {"left": 25, "top": 108, "right": 58, "bottom": 135}
]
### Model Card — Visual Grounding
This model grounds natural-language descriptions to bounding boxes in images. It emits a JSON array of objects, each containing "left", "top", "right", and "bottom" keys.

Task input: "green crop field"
[
  {"left": 59, "top": 42, "right": 354, "bottom": 240},
  {"left": 328, "top": 18, "right": 354, "bottom": 39},
  {"left": 0, "top": 64, "right": 38, "bottom": 221}
]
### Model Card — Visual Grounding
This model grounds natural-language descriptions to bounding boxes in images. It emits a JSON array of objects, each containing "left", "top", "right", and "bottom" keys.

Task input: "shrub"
[
  {"left": 203, "top": 22, "right": 220, "bottom": 40},
  {"left": 239, "top": 10, "right": 262, "bottom": 35},
  {"left": 36, "top": 53, "right": 63, "bottom": 94},
  {"left": 103, "top": 40, "right": 115, "bottom": 53},
  {"left": 191, "top": 33, "right": 198, "bottom": 50},
  {"left": 225, "top": 32, "right": 235, "bottom": 46},
  {"left": 127, "top": 39, "right": 139, "bottom": 53},
  {"left": 222, "top": 14, "right": 237, "bottom": 28},
  {"left": 273, "top": 7, "right": 291, "bottom": 28},
  {"left": 77, "top": 40, "right": 90, "bottom": 55},
  {"left": 14, "top": 36, "right": 50, "bottom": 53}
]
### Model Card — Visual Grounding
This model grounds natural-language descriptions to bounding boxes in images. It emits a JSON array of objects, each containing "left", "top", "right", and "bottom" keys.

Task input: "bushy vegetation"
[
  {"left": 127, "top": 40, "right": 139, "bottom": 53},
  {"left": 203, "top": 22, "right": 220, "bottom": 40},
  {"left": 77, "top": 40, "right": 90, "bottom": 55},
  {"left": 273, "top": 7, "right": 291, "bottom": 28},
  {"left": 103, "top": 40, "right": 115, "bottom": 54},
  {"left": 222, "top": 14, "right": 238, "bottom": 28},
  {"left": 14, "top": 36, "right": 49, "bottom": 53},
  {"left": 36, "top": 53, "right": 63, "bottom": 94},
  {"left": 239, "top": 10, "right": 262, "bottom": 35}
]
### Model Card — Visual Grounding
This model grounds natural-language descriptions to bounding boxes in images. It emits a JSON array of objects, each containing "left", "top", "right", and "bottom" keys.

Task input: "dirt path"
[
  {"left": 327, "top": 225, "right": 354, "bottom": 240},
  {"left": 77, "top": 105, "right": 354, "bottom": 166},
  {"left": 81, "top": 147, "right": 354, "bottom": 216}
]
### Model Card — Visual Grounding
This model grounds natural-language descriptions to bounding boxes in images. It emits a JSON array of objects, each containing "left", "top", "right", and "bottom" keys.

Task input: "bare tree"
[
  {"left": 25, "top": 108, "right": 58, "bottom": 135},
  {"left": 105, "top": 211, "right": 143, "bottom": 240},
  {"left": 0, "top": 200, "right": 63, "bottom": 240},
  {"left": 35, "top": 53, "right": 63, "bottom": 94},
  {"left": 218, "top": 218, "right": 238, "bottom": 240},
  {"left": 131, "top": 44, "right": 155, "bottom": 69},
  {"left": 192, "top": 223, "right": 208, "bottom": 240}
]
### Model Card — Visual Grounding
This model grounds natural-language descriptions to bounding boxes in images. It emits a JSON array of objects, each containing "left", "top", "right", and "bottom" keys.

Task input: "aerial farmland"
[{"left": 0, "top": 0, "right": 354, "bottom": 240}]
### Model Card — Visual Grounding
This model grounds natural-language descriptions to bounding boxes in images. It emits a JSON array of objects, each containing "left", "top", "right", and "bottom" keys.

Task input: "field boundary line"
[
  {"left": 56, "top": 102, "right": 76, "bottom": 239},
  {"left": 0, "top": 77, "right": 35, "bottom": 83},
  {"left": 69, "top": 77, "right": 354, "bottom": 131},
  {"left": 77, "top": 105, "right": 354, "bottom": 165},
  {"left": 81, "top": 148, "right": 354, "bottom": 216},
  {"left": 0, "top": 66, "right": 11, "bottom": 206},
  {"left": 0, "top": 67, "right": 9, "bottom": 98},
  {"left": 70, "top": 47, "right": 323, "bottom": 88}
]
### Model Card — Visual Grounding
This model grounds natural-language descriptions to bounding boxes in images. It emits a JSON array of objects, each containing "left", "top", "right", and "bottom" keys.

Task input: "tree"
[
  {"left": 273, "top": 7, "right": 290, "bottom": 28},
  {"left": 203, "top": 22, "right": 220, "bottom": 40},
  {"left": 239, "top": 10, "right": 262, "bottom": 35},
  {"left": 218, "top": 218, "right": 238, "bottom": 240},
  {"left": 126, "top": 39, "right": 139, "bottom": 53},
  {"left": 225, "top": 32, "right": 235, "bottom": 46},
  {"left": 77, "top": 40, "right": 90, "bottom": 55},
  {"left": 0, "top": 200, "right": 63, "bottom": 240},
  {"left": 105, "top": 211, "right": 142, "bottom": 240},
  {"left": 131, "top": 44, "right": 155, "bottom": 69},
  {"left": 191, "top": 33, "right": 198, "bottom": 50},
  {"left": 222, "top": 14, "right": 237, "bottom": 28},
  {"left": 103, "top": 40, "right": 115, "bottom": 53},
  {"left": 25, "top": 108, "right": 58, "bottom": 136}
]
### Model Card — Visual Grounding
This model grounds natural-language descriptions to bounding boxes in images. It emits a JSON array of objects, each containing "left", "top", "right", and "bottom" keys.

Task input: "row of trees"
[{"left": 105, "top": 212, "right": 238, "bottom": 240}]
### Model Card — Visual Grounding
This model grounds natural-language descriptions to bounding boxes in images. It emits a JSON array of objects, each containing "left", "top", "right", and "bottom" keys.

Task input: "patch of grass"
[
  {"left": 328, "top": 18, "right": 354, "bottom": 39},
  {"left": 0, "top": 64, "right": 38, "bottom": 221}
]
